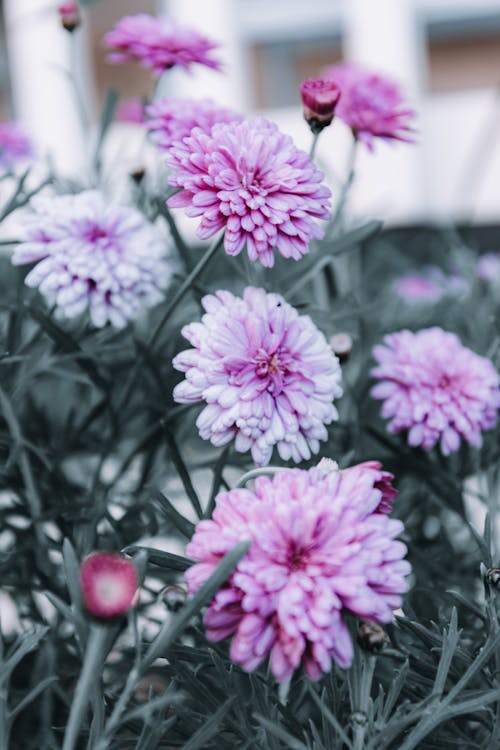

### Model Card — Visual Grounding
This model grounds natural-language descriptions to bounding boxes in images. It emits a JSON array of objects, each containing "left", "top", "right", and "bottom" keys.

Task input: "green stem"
[
  {"left": 235, "top": 466, "right": 289, "bottom": 489},
  {"left": 118, "top": 232, "right": 224, "bottom": 409},
  {"left": 350, "top": 651, "right": 376, "bottom": 750},
  {"left": 330, "top": 136, "right": 358, "bottom": 230},
  {"left": 309, "top": 132, "right": 320, "bottom": 159},
  {"left": 62, "top": 624, "right": 109, "bottom": 750}
]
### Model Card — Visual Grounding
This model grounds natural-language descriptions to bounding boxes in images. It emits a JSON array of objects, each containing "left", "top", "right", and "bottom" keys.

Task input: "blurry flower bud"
[
  {"left": 129, "top": 164, "right": 146, "bottom": 184},
  {"left": 134, "top": 673, "right": 168, "bottom": 702},
  {"left": 357, "top": 622, "right": 390, "bottom": 653},
  {"left": 58, "top": 2, "right": 81, "bottom": 32},
  {"left": 163, "top": 584, "right": 187, "bottom": 612},
  {"left": 300, "top": 78, "right": 340, "bottom": 134},
  {"left": 330, "top": 333, "right": 353, "bottom": 362},
  {"left": 316, "top": 457, "right": 339, "bottom": 476},
  {"left": 485, "top": 567, "right": 500, "bottom": 588},
  {"left": 80, "top": 552, "right": 139, "bottom": 619}
]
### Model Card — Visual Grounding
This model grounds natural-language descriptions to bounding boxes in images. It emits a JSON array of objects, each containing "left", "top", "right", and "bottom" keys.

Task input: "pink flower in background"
[
  {"left": 394, "top": 273, "right": 443, "bottom": 302},
  {"left": 146, "top": 97, "right": 242, "bottom": 152},
  {"left": 12, "top": 190, "right": 172, "bottom": 328},
  {"left": 0, "top": 122, "right": 32, "bottom": 171},
  {"left": 323, "top": 63, "right": 415, "bottom": 149},
  {"left": 81, "top": 552, "right": 138, "bottom": 618},
  {"left": 477, "top": 252, "right": 500, "bottom": 283},
  {"left": 371, "top": 328, "right": 500, "bottom": 455},
  {"left": 58, "top": 2, "right": 80, "bottom": 32},
  {"left": 116, "top": 98, "right": 145, "bottom": 124},
  {"left": 300, "top": 78, "right": 341, "bottom": 132},
  {"left": 104, "top": 14, "right": 222, "bottom": 77},
  {"left": 166, "top": 117, "right": 331, "bottom": 267},
  {"left": 185, "top": 466, "right": 410, "bottom": 682},
  {"left": 173, "top": 287, "right": 342, "bottom": 465}
]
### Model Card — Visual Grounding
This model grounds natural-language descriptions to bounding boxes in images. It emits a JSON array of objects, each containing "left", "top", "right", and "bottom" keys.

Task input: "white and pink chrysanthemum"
[
  {"left": 173, "top": 287, "right": 342, "bottom": 466},
  {"left": 477, "top": 252, "right": 500, "bottom": 283},
  {"left": 166, "top": 116, "right": 332, "bottom": 268},
  {"left": 12, "top": 190, "right": 172, "bottom": 328},
  {"left": 146, "top": 97, "right": 242, "bottom": 152},
  {"left": 186, "top": 465, "right": 410, "bottom": 682},
  {"left": 80, "top": 552, "right": 138, "bottom": 619},
  {"left": 103, "top": 14, "right": 222, "bottom": 78},
  {"left": 323, "top": 63, "right": 415, "bottom": 150},
  {"left": 371, "top": 328, "right": 500, "bottom": 455},
  {"left": 0, "top": 121, "right": 32, "bottom": 171}
]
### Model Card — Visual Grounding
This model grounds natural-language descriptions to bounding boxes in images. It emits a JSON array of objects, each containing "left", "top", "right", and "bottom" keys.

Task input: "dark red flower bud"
[
  {"left": 357, "top": 621, "right": 390, "bottom": 653},
  {"left": 80, "top": 552, "right": 138, "bottom": 619},
  {"left": 300, "top": 78, "right": 341, "bottom": 134},
  {"left": 58, "top": 2, "right": 81, "bottom": 33}
]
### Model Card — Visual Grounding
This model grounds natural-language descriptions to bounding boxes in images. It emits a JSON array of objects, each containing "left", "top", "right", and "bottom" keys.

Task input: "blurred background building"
[{"left": 2, "top": 0, "right": 500, "bottom": 226}]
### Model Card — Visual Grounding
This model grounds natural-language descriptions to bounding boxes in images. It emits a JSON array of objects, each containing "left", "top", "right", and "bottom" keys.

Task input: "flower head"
[
  {"left": 104, "top": 14, "right": 222, "bottom": 78},
  {"left": 394, "top": 273, "right": 443, "bottom": 302},
  {"left": 166, "top": 116, "right": 331, "bottom": 267},
  {"left": 477, "top": 252, "right": 500, "bottom": 283},
  {"left": 186, "top": 466, "right": 410, "bottom": 682},
  {"left": 300, "top": 78, "right": 341, "bottom": 132},
  {"left": 371, "top": 328, "right": 500, "bottom": 454},
  {"left": 81, "top": 552, "right": 138, "bottom": 618},
  {"left": 117, "top": 98, "right": 145, "bottom": 124},
  {"left": 323, "top": 63, "right": 415, "bottom": 150},
  {"left": 58, "top": 2, "right": 80, "bottom": 32},
  {"left": 12, "top": 190, "right": 172, "bottom": 328},
  {"left": 146, "top": 97, "right": 242, "bottom": 152},
  {"left": 173, "top": 287, "right": 342, "bottom": 465},
  {"left": 0, "top": 122, "right": 32, "bottom": 171}
]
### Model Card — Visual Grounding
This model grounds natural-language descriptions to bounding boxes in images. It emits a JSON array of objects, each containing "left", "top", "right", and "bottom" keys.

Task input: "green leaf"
[
  {"left": 180, "top": 697, "right": 236, "bottom": 750},
  {"left": 142, "top": 541, "right": 250, "bottom": 670},
  {"left": 0, "top": 627, "right": 49, "bottom": 687},
  {"left": 162, "top": 423, "right": 203, "bottom": 518},
  {"left": 151, "top": 489, "right": 196, "bottom": 539},
  {"left": 254, "top": 715, "right": 309, "bottom": 750},
  {"left": 123, "top": 545, "right": 194, "bottom": 573}
]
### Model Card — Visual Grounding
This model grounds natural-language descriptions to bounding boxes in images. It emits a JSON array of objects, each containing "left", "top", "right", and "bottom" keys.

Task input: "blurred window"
[
  {"left": 249, "top": 37, "right": 342, "bottom": 109},
  {"left": 0, "top": 0, "right": 11, "bottom": 118},
  {"left": 85, "top": 0, "right": 156, "bottom": 110},
  {"left": 427, "top": 17, "right": 500, "bottom": 92}
]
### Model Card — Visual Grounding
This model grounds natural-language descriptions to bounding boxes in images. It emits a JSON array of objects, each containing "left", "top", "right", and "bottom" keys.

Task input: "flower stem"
[
  {"left": 309, "top": 132, "right": 320, "bottom": 160},
  {"left": 118, "top": 231, "right": 224, "bottom": 408},
  {"left": 349, "top": 650, "right": 376, "bottom": 750},
  {"left": 62, "top": 624, "right": 109, "bottom": 750},
  {"left": 235, "top": 466, "right": 290, "bottom": 488},
  {"left": 330, "top": 137, "right": 359, "bottom": 230}
]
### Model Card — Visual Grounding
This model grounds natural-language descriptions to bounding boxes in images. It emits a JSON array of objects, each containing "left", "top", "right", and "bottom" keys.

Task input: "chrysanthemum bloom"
[
  {"left": 371, "top": 328, "right": 500, "bottom": 455},
  {"left": 104, "top": 14, "right": 222, "bottom": 78},
  {"left": 173, "top": 287, "right": 342, "bottom": 465},
  {"left": 80, "top": 552, "right": 138, "bottom": 619},
  {"left": 185, "top": 466, "right": 410, "bottom": 682},
  {"left": 12, "top": 190, "right": 172, "bottom": 328},
  {"left": 58, "top": 2, "right": 80, "bottom": 32},
  {"left": 117, "top": 98, "right": 145, "bottom": 124},
  {"left": 300, "top": 78, "right": 341, "bottom": 133},
  {"left": 394, "top": 272, "right": 443, "bottom": 302},
  {"left": 477, "top": 252, "right": 500, "bottom": 283},
  {"left": 0, "top": 122, "right": 32, "bottom": 171},
  {"left": 323, "top": 63, "right": 415, "bottom": 150},
  {"left": 146, "top": 97, "right": 242, "bottom": 152},
  {"left": 166, "top": 117, "right": 332, "bottom": 267}
]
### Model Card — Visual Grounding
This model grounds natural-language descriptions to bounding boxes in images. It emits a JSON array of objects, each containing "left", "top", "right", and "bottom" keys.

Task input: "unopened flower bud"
[
  {"left": 485, "top": 567, "right": 500, "bottom": 588},
  {"left": 316, "top": 457, "right": 339, "bottom": 476},
  {"left": 80, "top": 552, "right": 138, "bottom": 619},
  {"left": 134, "top": 673, "right": 168, "bottom": 702},
  {"left": 163, "top": 584, "right": 187, "bottom": 612},
  {"left": 357, "top": 622, "right": 390, "bottom": 653},
  {"left": 330, "top": 333, "right": 353, "bottom": 362},
  {"left": 300, "top": 78, "right": 341, "bottom": 134},
  {"left": 58, "top": 2, "right": 81, "bottom": 32}
]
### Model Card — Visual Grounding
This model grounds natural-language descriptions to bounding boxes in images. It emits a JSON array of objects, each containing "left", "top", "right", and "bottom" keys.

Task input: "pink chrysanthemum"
[
  {"left": 0, "top": 122, "right": 32, "bottom": 171},
  {"left": 371, "top": 328, "right": 500, "bottom": 455},
  {"left": 103, "top": 14, "right": 222, "bottom": 78},
  {"left": 146, "top": 97, "right": 242, "bottom": 152},
  {"left": 12, "top": 190, "right": 172, "bottom": 328},
  {"left": 117, "top": 98, "right": 145, "bottom": 124},
  {"left": 186, "top": 466, "right": 410, "bottom": 682},
  {"left": 323, "top": 63, "right": 415, "bottom": 150},
  {"left": 166, "top": 116, "right": 332, "bottom": 267},
  {"left": 173, "top": 287, "right": 342, "bottom": 466},
  {"left": 80, "top": 552, "right": 138, "bottom": 619},
  {"left": 477, "top": 252, "right": 500, "bottom": 283}
]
